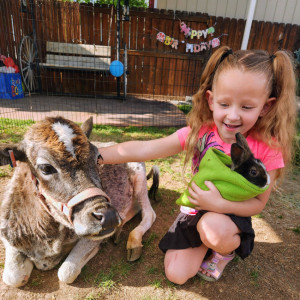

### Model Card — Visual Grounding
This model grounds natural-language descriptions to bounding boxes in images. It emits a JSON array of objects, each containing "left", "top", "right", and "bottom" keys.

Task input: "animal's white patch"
[
  {"left": 257, "top": 160, "right": 270, "bottom": 187},
  {"left": 52, "top": 122, "right": 77, "bottom": 157},
  {"left": 36, "top": 157, "right": 49, "bottom": 165}
]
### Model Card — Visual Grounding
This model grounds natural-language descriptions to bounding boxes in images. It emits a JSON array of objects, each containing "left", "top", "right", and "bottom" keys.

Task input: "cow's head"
[{"left": 0, "top": 116, "right": 121, "bottom": 239}]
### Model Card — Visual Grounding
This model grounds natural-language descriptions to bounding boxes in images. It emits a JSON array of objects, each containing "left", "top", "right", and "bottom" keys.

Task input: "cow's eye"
[{"left": 38, "top": 164, "right": 57, "bottom": 175}]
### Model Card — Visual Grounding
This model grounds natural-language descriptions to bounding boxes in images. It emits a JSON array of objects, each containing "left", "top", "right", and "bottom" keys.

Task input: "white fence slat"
[
  {"left": 274, "top": 0, "right": 288, "bottom": 23},
  {"left": 155, "top": 0, "right": 300, "bottom": 25},
  {"left": 226, "top": 0, "right": 239, "bottom": 19},
  {"left": 186, "top": 0, "right": 198, "bottom": 12},
  {"left": 206, "top": 0, "right": 218, "bottom": 16},
  {"left": 196, "top": 0, "right": 207, "bottom": 13},
  {"left": 264, "top": 0, "right": 277, "bottom": 22},
  {"left": 215, "top": 0, "right": 228, "bottom": 18},
  {"left": 254, "top": 0, "right": 268, "bottom": 21},
  {"left": 291, "top": 0, "right": 300, "bottom": 24},
  {"left": 236, "top": 0, "right": 248, "bottom": 19}
]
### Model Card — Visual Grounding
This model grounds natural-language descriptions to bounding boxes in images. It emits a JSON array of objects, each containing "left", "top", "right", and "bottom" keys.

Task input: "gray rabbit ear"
[
  {"left": 235, "top": 133, "right": 251, "bottom": 153},
  {"left": 231, "top": 139, "right": 252, "bottom": 170},
  {"left": 230, "top": 143, "right": 244, "bottom": 169}
]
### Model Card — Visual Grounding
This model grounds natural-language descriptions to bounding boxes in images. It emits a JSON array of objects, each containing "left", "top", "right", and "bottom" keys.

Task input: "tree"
[{"left": 65, "top": 0, "right": 148, "bottom": 7}]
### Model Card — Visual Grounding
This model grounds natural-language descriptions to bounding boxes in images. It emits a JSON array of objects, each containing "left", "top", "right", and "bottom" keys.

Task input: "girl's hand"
[{"left": 187, "top": 181, "right": 226, "bottom": 212}]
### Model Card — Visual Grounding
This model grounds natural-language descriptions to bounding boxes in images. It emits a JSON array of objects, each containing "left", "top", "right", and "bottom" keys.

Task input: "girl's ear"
[
  {"left": 259, "top": 97, "right": 276, "bottom": 117},
  {"left": 206, "top": 90, "right": 214, "bottom": 111}
]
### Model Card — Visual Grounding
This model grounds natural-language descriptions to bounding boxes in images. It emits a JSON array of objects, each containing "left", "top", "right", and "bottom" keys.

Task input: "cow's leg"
[
  {"left": 58, "top": 238, "right": 101, "bottom": 284},
  {"left": 127, "top": 174, "right": 156, "bottom": 261},
  {"left": 2, "top": 242, "right": 34, "bottom": 287}
]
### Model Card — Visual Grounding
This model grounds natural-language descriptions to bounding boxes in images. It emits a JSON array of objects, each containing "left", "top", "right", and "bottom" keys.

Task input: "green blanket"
[{"left": 176, "top": 148, "right": 269, "bottom": 208}]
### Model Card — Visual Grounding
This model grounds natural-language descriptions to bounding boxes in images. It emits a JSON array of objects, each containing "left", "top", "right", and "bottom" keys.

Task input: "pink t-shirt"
[
  {"left": 177, "top": 125, "right": 284, "bottom": 215},
  {"left": 177, "top": 125, "right": 284, "bottom": 173}
]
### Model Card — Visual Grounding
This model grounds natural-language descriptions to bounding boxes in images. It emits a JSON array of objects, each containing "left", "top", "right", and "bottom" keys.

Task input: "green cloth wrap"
[{"left": 176, "top": 148, "right": 269, "bottom": 208}]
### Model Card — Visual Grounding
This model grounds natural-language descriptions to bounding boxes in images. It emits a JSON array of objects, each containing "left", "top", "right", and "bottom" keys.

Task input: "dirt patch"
[{"left": 0, "top": 163, "right": 299, "bottom": 300}]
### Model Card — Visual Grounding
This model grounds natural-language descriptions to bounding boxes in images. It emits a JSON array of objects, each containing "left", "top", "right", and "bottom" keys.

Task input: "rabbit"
[{"left": 230, "top": 133, "right": 270, "bottom": 188}]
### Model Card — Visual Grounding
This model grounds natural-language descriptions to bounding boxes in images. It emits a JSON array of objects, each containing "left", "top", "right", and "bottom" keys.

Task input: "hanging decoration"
[
  {"left": 156, "top": 32, "right": 179, "bottom": 49},
  {"left": 185, "top": 36, "right": 222, "bottom": 53},
  {"left": 154, "top": 18, "right": 227, "bottom": 53},
  {"left": 156, "top": 30, "right": 225, "bottom": 52},
  {"left": 180, "top": 22, "right": 215, "bottom": 39}
]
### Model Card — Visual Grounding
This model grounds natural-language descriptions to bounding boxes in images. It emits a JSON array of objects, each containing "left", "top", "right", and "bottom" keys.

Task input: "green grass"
[
  {"left": 292, "top": 226, "right": 300, "bottom": 233},
  {"left": 91, "top": 124, "right": 177, "bottom": 143},
  {"left": 94, "top": 270, "right": 117, "bottom": 290},
  {"left": 146, "top": 266, "right": 159, "bottom": 275},
  {"left": 253, "top": 213, "right": 264, "bottom": 218},
  {"left": 250, "top": 269, "right": 260, "bottom": 286},
  {"left": 0, "top": 118, "right": 178, "bottom": 144},
  {"left": 0, "top": 118, "right": 34, "bottom": 143},
  {"left": 177, "top": 104, "right": 192, "bottom": 115},
  {"left": 149, "top": 279, "right": 163, "bottom": 289},
  {"left": 0, "top": 168, "right": 9, "bottom": 177}
]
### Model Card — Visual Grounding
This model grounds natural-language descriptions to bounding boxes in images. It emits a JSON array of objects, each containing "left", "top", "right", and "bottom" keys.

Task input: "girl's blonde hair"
[{"left": 184, "top": 46, "right": 297, "bottom": 180}]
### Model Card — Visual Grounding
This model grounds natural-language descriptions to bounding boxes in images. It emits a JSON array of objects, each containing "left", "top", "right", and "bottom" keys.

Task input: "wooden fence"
[{"left": 1, "top": 0, "right": 299, "bottom": 99}]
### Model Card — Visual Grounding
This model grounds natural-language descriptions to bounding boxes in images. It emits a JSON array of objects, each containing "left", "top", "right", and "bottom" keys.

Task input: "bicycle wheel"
[{"left": 19, "top": 35, "right": 38, "bottom": 93}]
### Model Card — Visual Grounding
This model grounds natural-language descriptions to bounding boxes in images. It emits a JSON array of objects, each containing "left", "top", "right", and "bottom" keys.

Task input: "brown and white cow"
[{"left": 0, "top": 116, "right": 159, "bottom": 287}]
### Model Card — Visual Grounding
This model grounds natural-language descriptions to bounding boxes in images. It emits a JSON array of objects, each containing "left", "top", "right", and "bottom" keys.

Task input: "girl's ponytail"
[
  {"left": 198, "top": 46, "right": 233, "bottom": 92},
  {"left": 268, "top": 50, "right": 297, "bottom": 170}
]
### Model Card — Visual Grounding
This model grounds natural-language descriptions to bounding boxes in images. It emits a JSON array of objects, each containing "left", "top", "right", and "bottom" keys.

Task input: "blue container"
[{"left": 0, "top": 73, "right": 24, "bottom": 99}]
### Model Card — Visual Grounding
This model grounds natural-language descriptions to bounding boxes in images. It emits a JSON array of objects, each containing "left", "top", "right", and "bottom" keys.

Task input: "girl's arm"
[
  {"left": 188, "top": 169, "right": 278, "bottom": 217},
  {"left": 98, "top": 131, "right": 183, "bottom": 164}
]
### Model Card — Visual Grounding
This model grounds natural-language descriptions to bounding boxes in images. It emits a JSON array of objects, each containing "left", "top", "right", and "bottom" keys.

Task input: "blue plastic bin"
[{"left": 0, "top": 73, "right": 24, "bottom": 99}]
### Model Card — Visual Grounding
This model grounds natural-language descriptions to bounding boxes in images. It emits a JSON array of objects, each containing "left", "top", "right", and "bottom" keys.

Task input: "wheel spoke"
[
  {"left": 24, "top": 69, "right": 29, "bottom": 83},
  {"left": 29, "top": 40, "right": 34, "bottom": 62},
  {"left": 21, "top": 58, "right": 29, "bottom": 65},
  {"left": 32, "top": 74, "right": 37, "bottom": 91},
  {"left": 22, "top": 65, "right": 30, "bottom": 71},
  {"left": 24, "top": 40, "right": 30, "bottom": 61},
  {"left": 19, "top": 36, "right": 38, "bottom": 92}
]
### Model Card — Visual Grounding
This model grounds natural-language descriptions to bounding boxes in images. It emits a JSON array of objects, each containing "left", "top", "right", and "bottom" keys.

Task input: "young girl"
[{"left": 98, "top": 46, "right": 297, "bottom": 284}]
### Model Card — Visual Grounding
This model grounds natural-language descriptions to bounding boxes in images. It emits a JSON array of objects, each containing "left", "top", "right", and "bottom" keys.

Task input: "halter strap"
[
  {"left": 32, "top": 173, "right": 110, "bottom": 224},
  {"left": 8, "top": 150, "right": 17, "bottom": 168}
]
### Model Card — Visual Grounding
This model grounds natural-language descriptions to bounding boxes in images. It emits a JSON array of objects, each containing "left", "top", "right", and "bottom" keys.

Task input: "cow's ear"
[
  {"left": 81, "top": 116, "right": 93, "bottom": 138},
  {"left": 0, "top": 145, "right": 27, "bottom": 166}
]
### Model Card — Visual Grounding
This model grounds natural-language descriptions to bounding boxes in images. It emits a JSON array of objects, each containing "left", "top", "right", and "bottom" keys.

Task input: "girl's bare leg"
[
  {"left": 164, "top": 244, "right": 208, "bottom": 285},
  {"left": 197, "top": 212, "right": 241, "bottom": 277}
]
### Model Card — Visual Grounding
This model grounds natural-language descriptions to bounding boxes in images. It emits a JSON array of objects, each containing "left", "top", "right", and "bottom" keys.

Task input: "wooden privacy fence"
[{"left": 1, "top": 0, "right": 299, "bottom": 99}]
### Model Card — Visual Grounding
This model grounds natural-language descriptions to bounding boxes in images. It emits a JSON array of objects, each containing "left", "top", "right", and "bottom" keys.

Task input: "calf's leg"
[
  {"left": 58, "top": 238, "right": 101, "bottom": 284},
  {"left": 127, "top": 173, "right": 156, "bottom": 261},
  {"left": 2, "top": 242, "right": 34, "bottom": 287}
]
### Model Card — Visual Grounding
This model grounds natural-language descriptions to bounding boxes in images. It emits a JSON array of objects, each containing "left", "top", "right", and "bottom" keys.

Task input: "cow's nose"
[{"left": 92, "top": 207, "right": 120, "bottom": 228}]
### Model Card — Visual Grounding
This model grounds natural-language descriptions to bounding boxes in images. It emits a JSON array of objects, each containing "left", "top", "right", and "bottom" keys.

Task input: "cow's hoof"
[
  {"left": 127, "top": 247, "right": 142, "bottom": 261},
  {"left": 2, "top": 258, "right": 34, "bottom": 287},
  {"left": 3, "top": 273, "right": 30, "bottom": 288},
  {"left": 58, "top": 262, "right": 81, "bottom": 284}
]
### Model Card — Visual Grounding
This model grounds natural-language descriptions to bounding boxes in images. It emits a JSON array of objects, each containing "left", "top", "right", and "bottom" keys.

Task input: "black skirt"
[{"left": 158, "top": 210, "right": 255, "bottom": 259}]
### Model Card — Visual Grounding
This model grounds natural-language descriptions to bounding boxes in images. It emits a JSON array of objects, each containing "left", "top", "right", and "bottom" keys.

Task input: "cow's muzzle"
[
  {"left": 49, "top": 187, "right": 113, "bottom": 225},
  {"left": 91, "top": 205, "right": 121, "bottom": 237}
]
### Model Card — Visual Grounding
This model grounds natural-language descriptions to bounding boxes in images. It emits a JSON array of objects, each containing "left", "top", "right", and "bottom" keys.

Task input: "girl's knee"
[
  {"left": 164, "top": 263, "right": 188, "bottom": 285},
  {"left": 197, "top": 213, "right": 239, "bottom": 248},
  {"left": 164, "top": 248, "right": 203, "bottom": 285}
]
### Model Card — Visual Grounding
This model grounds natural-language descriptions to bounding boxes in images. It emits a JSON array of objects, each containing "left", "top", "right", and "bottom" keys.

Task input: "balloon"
[{"left": 109, "top": 60, "right": 124, "bottom": 77}]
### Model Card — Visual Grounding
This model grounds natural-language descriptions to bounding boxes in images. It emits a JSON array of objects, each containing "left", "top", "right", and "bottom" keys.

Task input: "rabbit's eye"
[{"left": 250, "top": 167, "right": 258, "bottom": 176}]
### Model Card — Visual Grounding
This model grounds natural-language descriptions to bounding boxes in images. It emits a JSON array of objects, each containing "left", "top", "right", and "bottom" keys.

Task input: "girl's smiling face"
[{"left": 206, "top": 69, "right": 275, "bottom": 144}]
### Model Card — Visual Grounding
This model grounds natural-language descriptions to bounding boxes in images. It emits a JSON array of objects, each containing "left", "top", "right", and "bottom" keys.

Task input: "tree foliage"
[{"left": 64, "top": 0, "right": 148, "bottom": 8}]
